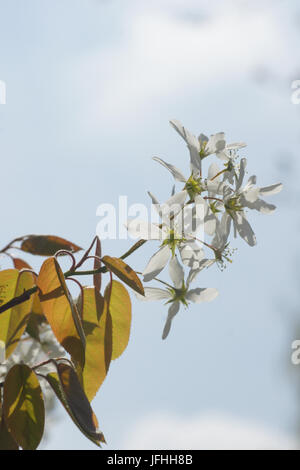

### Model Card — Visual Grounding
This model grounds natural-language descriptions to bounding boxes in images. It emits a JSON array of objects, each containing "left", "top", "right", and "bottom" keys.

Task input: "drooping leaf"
[
  {"left": 79, "top": 287, "right": 112, "bottom": 401},
  {"left": 45, "top": 362, "right": 105, "bottom": 447},
  {"left": 3, "top": 364, "right": 45, "bottom": 450},
  {"left": 37, "top": 257, "right": 85, "bottom": 368},
  {"left": 93, "top": 236, "right": 102, "bottom": 292},
  {"left": 104, "top": 280, "right": 131, "bottom": 360},
  {"left": 20, "top": 235, "right": 82, "bottom": 256},
  {"left": 0, "top": 270, "right": 35, "bottom": 358},
  {"left": 101, "top": 256, "right": 144, "bottom": 296}
]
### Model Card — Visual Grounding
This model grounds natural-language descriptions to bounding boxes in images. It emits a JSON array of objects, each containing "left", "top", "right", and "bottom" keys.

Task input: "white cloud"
[
  {"left": 121, "top": 412, "right": 298, "bottom": 450},
  {"left": 69, "top": 1, "right": 293, "bottom": 131}
]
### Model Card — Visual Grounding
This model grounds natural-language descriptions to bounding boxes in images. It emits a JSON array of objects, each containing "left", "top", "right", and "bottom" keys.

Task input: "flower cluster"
[{"left": 128, "top": 119, "right": 283, "bottom": 339}]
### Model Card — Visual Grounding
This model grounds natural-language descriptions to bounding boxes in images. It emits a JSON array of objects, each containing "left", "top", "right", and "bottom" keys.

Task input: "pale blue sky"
[{"left": 1, "top": 0, "right": 300, "bottom": 450}]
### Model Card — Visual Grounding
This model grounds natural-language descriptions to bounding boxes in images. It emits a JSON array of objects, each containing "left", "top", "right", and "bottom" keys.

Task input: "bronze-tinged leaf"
[
  {"left": 0, "top": 270, "right": 35, "bottom": 358},
  {"left": 0, "top": 399, "right": 19, "bottom": 451},
  {"left": 20, "top": 235, "right": 82, "bottom": 256},
  {"left": 45, "top": 363, "right": 105, "bottom": 447},
  {"left": 101, "top": 256, "right": 144, "bottom": 296},
  {"left": 79, "top": 287, "right": 112, "bottom": 401},
  {"left": 37, "top": 257, "right": 85, "bottom": 368},
  {"left": 104, "top": 280, "right": 131, "bottom": 360},
  {"left": 12, "top": 258, "right": 32, "bottom": 270},
  {"left": 0, "top": 416, "right": 19, "bottom": 450},
  {"left": 3, "top": 365, "right": 45, "bottom": 450}
]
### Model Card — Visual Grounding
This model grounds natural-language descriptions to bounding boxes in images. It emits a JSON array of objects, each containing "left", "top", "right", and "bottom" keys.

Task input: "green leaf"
[
  {"left": 20, "top": 235, "right": 82, "bottom": 256},
  {"left": 37, "top": 257, "right": 86, "bottom": 368},
  {"left": 45, "top": 362, "right": 105, "bottom": 447},
  {"left": 104, "top": 280, "right": 131, "bottom": 360},
  {"left": 3, "top": 364, "right": 45, "bottom": 450},
  {"left": 101, "top": 256, "right": 144, "bottom": 296},
  {"left": 79, "top": 287, "right": 112, "bottom": 401}
]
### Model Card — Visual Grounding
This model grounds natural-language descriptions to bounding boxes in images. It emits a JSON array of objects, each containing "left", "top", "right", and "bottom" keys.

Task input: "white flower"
[
  {"left": 216, "top": 141, "right": 247, "bottom": 162},
  {"left": 127, "top": 192, "right": 207, "bottom": 281},
  {"left": 169, "top": 119, "right": 245, "bottom": 169},
  {"left": 186, "top": 211, "right": 233, "bottom": 284},
  {"left": 170, "top": 119, "right": 227, "bottom": 171},
  {"left": 136, "top": 256, "right": 219, "bottom": 339},
  {"left": 222, "top": 172, "right": 283, "bottom": 246}
]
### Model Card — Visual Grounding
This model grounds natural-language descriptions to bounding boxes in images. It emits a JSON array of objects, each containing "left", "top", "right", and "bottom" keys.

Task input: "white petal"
[
  {"left": 179, "top": 241, "right": 204, "bottom": 269},
  {"left": 245, "top": 198, "right": 276, "bottom": 214},
  {"left": 147, "top": 191, "right": 160, "bottom": 207},
  {"left": 169, "top": 255, "right": 184, "bottom": 289},
  {"left": 162, "top": 301, "right": 180, "bottom": 340},
  {"left": 219, "top": 212, "right": 232, "bottom": 245},
  {"left": 206, "top": 180, "right": 226, "bottom": 196},
  {"left": 208, "top": 132, "right": 226, "bottom": 155},
  {"left": 233, "top": 212, "right": 257, "bottom": 246},
  {"left": 242, "top": 187, "right": 260, "bottom": 204},
  {"left": 208, "top": 162, "right": 221, "bottom": 182},
  {"left": 169, "top": 119, "right": 187, "bottom": 140},
  {"left": 169, "top": 119, "right": 200, "bottom": 176},
  {"left": 204, "top": 212, "right": 218, "bottom": 237},
  {"left": 164, "top": 190, "right": 187, "bottom": 209},
  {"left": 136, "top": 287, "right": 171, "bottom": 302},
  {"left": 152, "top": 157, "right": 186, "bottom": 183},
  {"left": 186, "top": 259, "right": 215, "bottom": 286},
  {"left": 226, "top": 142, "right": 247, "bottom": 150},
  {"left": 143, "top": 245, "right": 170, "bottom": 282},
  {"left": 161, "top": 190, "right": 187, "bottom": 227},
  {"left": 186, "top": 287, "right": 219, "bottom": 303},
  {"left": 259, "top": 183, "right": 283, "bottom": 197},
  {"left": 236, "top": 158, "right": 247, "bottom": 192},
  {"left": 126, "top": 219, "right": 162, "bottom": 240}
]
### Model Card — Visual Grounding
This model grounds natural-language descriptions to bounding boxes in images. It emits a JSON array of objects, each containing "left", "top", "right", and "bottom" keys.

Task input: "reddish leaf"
[
  {"left": 20, "top": 235, "right": 82, "bottom": 256},
  {"left": 12, "top": 258, "right": 32, "bottom": 270}
]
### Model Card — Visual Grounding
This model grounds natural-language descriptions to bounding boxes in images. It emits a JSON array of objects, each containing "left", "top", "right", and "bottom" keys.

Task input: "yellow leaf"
[
  {"left": 104, "top": 280, "right": 131, "bottom": 360},
  {"left": 102, "top": 256, "right": 144, "bottom": 296},
  {"left": 0, "top": 270, "right": 35, "bottom": 358},
  {"left": 80, "top": 287, "right": 112, "bottom": 401},
  {"left": 3, "top": 364, "right": 45, "bottom": 450},
  {"left": 37, "top": 257, "right": 85, "bottom": 368}
]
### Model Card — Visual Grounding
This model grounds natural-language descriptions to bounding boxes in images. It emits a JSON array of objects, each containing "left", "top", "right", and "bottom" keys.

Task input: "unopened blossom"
[{"left": 136, "top": 256, "right": 219, "bottom": 339}]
